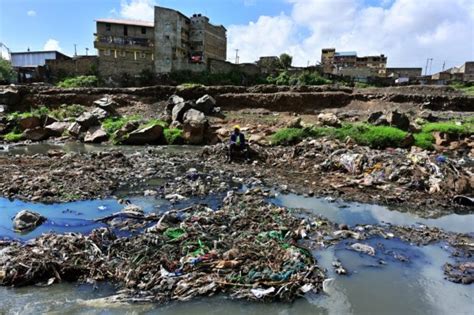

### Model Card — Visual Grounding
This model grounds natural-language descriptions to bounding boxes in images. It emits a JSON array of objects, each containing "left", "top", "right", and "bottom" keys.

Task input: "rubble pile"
[{"left": 0, "top": 193, "right": 326, "bottom": 303}]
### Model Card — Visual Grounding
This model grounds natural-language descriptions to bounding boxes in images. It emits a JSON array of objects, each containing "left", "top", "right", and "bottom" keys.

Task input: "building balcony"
[{"left": 94, "top": 35, "right": 154, "bottom": 49}]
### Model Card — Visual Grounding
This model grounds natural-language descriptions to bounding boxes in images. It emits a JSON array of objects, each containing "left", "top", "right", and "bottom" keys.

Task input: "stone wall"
[{"left": 46, "top": 56, "right": 98, "bottom": 81}]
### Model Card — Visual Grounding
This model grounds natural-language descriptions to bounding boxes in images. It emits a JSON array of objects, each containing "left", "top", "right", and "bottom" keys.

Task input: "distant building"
[
  {"left": 11, "top": 50, "right": 70, "bottom": 82},
  {"left": 386, "top": 67, "right": 422, "bottom": 79},
  {"left": 431, "top": 61, "right": 474, "bottom": 83},
  {"left": 460, "top": 62, "right": 474, "bottom": 82},
  {"left": 94, "top": 19, "right": 155, "bottom": 78},
  {"left": 94, "top": 6, "right": 227, "bottom": 78},
  {"left": 321, "top": 48, "right": 387, "bottom": 77}
]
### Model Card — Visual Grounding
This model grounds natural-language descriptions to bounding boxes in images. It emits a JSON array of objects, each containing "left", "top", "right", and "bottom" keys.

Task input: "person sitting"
[{"left": 228, "top": 125, "right": 249, "bottom": 161}]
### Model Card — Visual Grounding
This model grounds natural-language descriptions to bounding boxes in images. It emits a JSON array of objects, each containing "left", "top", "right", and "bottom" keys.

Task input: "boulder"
[
  {"left": 84, "top": 126, "right": 108, "bottom": 143},
  {"left": 76, "top": 111, "right": 99, "bottom": 128},
  {"left": 387, "top": 110, "right": 410, "bottom": 131},
  {"left": 91, "top": 107, "right": 109, "bottom": 120},
  {"left": 194, "top": 94, "right": 216, "bottom": 115},
  {"left": 172, "top": 101, "right": 192, "bottom": 123},
  {"left": 13, "top": 210, "right": 46, "bottom": 232},
  {"left": 0, "top": 88, "right": 20, "bottom": 106},
  {"left": 182, "top": 109, "right": 208, "bottom": 144},
  {"left": 123, "top": 124, "right": 163, "bottom": 145},
  {"left": 170, "top": 120, "right": 183, "bottom": 129},
  {"left": 24, "top": 127, "right": 49, "bottom": 141},
  {"left": 167, "top": 95, "right": 185, "bottom": 114},
  {"left": 0, "top": 104, "right": 7, "bottom": 113},
  {"left": 114, "top": 121, "right": 139, "bottom": 141},
  {"left": 367, "top": 111, "right": 384, "bottom": 124},
  {"left": 93, "top": 97, "right": 116, "bottom": 111},
  {"left": 286, "top": 117, "right": 302, "bottom": 129},
  {"left": 45, "top": 122, "right": 71, "bottom": 136},
  {"left": 317, "top": 112, "right": 341, "bottom": 128},
  {"left": 18, "top": 116, "right": 41, "bottom": 131},
  {"left": 68, "top": 122, "right": 83, "bottom": 137}
]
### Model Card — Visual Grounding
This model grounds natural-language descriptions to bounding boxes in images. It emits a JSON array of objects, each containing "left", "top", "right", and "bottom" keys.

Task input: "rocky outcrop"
[
  {"left": 76, "top": 111, "right": 99, "bottom": 128},
  {"left": 45, "top": 122, "right": 71, "bottom": 137},
  {"left": 387, "top": 111, "right": 410, "bottom": 131},
  {"left": 172, "top": 101, "right": 192, "bottom": 123},
  {"left": 317, "top": 112, "right": 341, "bottom": 128},
  {"left": 194, "top": 94, "right": 216, "bottom": 115},
  {"left": 13, "top": 210, "right": 46, "bottom": 232},
  {"left": 182, "top": 109, "right": 208, "bottom": 145}
]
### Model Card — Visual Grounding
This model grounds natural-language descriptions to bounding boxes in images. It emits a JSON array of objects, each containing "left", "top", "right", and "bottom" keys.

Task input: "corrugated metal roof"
[
  {"left": 10, "top": 51, "right": 66, "bottom": 67},
  {"left": 335, "top": 51, "right": 357, "bottom": 57},
  {"left": 96, "top": 18, "right": 154, "bottom": 27}
]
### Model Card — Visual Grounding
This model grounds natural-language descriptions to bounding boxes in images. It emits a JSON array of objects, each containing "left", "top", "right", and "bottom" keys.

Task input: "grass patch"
[
  {"left": 177, "top": 83, "right": 205, "bottom": 90},
  {"left": 414, "top": 132, "right": 435, "bottom": 150},
  {"left": 7, "top": 106, "right": 50, "bottom": 121},
  {"left": 49, "top": 104, "right": 86, "bottom": 121},
  {"left": 3, "top": 130, "right": 23, "bottom": 142},
  {"left": 138, "top": 119, "right": 168, "bottom": 129},
  {"left": 57, "top": 75, "right": 98, "bottom": 88},
  {"left": 164, "top": 128, "right": 184, "bottom": 144},
  {"left": 421, "top": 121, "right": 473, "bottom": 135},
  {"left": 450, "top": 82, "right": 474, "bottom": 96},
  {"left": 270, "top": 128, "right": 314, "bottom": 145},
  {"left": 102, "top": 115, "right": 142, "bottom": 135}
]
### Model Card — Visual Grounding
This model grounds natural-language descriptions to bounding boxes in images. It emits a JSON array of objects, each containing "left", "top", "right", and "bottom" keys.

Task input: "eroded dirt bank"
[{"left": 3, "top": 84, "right": 474, "bottom": 113}]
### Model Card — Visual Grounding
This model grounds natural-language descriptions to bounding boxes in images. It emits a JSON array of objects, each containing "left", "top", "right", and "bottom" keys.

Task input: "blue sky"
[{"left": 1, "top": 0, "right": 473, "bottom": 72}]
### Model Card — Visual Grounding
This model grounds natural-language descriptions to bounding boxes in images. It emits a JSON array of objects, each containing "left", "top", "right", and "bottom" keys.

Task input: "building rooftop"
[
  {"left": 96, "top": 18, "right": 154, "bottom": 28},
  {"left": 335, "top": 51, "right": 357, "bottom": 57}
]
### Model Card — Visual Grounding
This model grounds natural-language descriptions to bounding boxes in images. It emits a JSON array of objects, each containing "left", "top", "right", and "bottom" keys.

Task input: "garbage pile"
[{"left": 0, "top": 192, "right": 326, "bottom": 303}]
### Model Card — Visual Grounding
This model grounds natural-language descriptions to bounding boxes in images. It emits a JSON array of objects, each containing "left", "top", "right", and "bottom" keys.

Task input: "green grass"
[
  {"left": 7, "top": 106, "right": 50, "bottom": 121},
  {"left": 177, "top": 83, "right": 205, "bottom": 89},
  {"left": 163, "top": 128, "right": 184, "bottom": 144},
  {"left": 421, "top": 121, "right": 473, "bottom": 135},
  {"left": 138, "top": 119, "right": 168, "bottom": 129},
  {"left": 414, "top": 132, "right": 435, "bottom": 150},
  {"left": 3, "top": 130, "right": 23, "bottom": 142},
  {"left": 102, "top": 115, "right": 142, "bottom": 135},
  {"left": 48, "top": 104, "right": 86, "bottom": 120},
  {"left": 450, "top": 82, "right": 474, "bottom": 96},
  {"left": 57, "top": 75, "right": 98, "bottom": 88},
  {"left": 270, "top": 128, "right": 314, "bottom": 145}
]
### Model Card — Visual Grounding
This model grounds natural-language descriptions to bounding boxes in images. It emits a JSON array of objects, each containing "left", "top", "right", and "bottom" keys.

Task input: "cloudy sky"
[{"left": 1, "top": 0, "right": 473, "bottom": 73}]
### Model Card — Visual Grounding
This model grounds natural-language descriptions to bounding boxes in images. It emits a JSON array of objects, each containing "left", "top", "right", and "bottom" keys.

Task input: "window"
[
  {"left": 124, "top": 25, "right": 128, "bottom": 36},
  {"left": 106, "top": 23, "right": 111, "bottom": 31},
  {"left": 140, "top": 52, "right": 146, "bottom": 59},
  {"left": 104, "top": 49, "right": 111, "bottom": 56},
  {"left": 120, "top": 50, "right": 126, "bottom": 57},
  {"left": 141, "top": 27, "right": 146, "bottom": 35}
]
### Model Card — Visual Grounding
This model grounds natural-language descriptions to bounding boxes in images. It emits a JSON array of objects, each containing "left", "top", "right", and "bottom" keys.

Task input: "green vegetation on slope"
[
  {"left": 164, "top": 128, "right": 184, "bottom": 144},
  {"left": 57, "top": 75, "right": 98, "bottom": 88}
]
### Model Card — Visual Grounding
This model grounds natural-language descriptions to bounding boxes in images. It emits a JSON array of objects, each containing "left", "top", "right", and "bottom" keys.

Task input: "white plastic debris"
[
  {"left": 350, "top": 243, "right": 375, "bottom": 256},
  {"left": 250, "top": 287, "right": 275, "bottom": 298}
]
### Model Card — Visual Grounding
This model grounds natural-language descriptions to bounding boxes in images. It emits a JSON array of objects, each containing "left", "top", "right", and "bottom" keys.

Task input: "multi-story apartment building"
[
  {"left": 94, "top": 19, "right": 154, "bottom": 78},
  {"left": 95, "top": 6, "right": 226, "bottom": 77},
  {"left": 321, "top": 48, "right": 387, "bottom": 77}
]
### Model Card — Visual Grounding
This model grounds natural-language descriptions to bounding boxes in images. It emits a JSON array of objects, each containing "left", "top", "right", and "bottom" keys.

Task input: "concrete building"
[
  {"left": 321, "top": 48, "right": 387, "bottom": 77},
  {"left": 386, "top": 67, "right": 422, "bottom": 79},
  {"left": 94, "top": 18, "right": 155, "bottom": 78},
  {"left": 154, "top": 7, "right": 226, "bottom": 73},
  {"left": 11, "top": 50, "right": 71, "bottom": 82},
  {"left": 431, "top": 62, "right": 474, "bottom": 83}
]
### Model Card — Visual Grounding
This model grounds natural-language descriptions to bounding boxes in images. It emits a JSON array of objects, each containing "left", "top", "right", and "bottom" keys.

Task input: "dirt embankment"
[{"left": 2, "top": 84, "right": 473, "bottom": 114}]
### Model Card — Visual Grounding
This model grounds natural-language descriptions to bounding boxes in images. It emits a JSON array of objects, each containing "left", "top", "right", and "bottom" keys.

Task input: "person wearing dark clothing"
[{"left": 228, "top": 125, "right": 249, "bottom": 161}]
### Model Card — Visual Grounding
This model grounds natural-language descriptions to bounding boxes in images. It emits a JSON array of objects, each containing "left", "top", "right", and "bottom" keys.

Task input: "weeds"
[
  {"left": 3, "top": 130, "right": 23, "bottom": 142},
  {"left": 57, "top": 75, "right": 98, "bottom": 88},
  {"left": 164, "top": 128, "right": 184, "bottom": 144}
]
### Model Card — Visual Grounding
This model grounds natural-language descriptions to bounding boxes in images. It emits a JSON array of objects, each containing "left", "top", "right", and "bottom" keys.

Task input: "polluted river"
[{"left": 0, "top": 144, "right": 473, "bottom": 315}]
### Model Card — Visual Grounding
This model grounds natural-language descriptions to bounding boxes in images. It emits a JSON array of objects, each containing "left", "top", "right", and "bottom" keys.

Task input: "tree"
[
  {"left": 279, "top": 53, "right": 293, "bottom": 69},
  {"left": 0, "top": 58, "right": 15, "bottom": 84}
]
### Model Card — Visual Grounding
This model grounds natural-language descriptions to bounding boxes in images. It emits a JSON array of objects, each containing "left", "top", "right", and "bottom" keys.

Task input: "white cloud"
[
  {"left": 228, "top": 0, "right": 474, "bottom": 72},
  {"left": 43, "top": 39, "right": 62, "bottom": 51},
  {"left": 120, "top": 0, "right": 156, "bottom": 21},
  {"left": 27, "top": 10, "right": 36, "bottom": 17}
]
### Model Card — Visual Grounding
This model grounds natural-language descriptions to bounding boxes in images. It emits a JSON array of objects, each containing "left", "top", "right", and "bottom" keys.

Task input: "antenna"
[
  {"left": 424, "top": 58, "right": 429, "bottom": 76},
  {"left": 74, "top": 44, "right": 77, "bottom": 56},
  {"left": 235, "top": 49, "right": 239, "bottom": 64}
]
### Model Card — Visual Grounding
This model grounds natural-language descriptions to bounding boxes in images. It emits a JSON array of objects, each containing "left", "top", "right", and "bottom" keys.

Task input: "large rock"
[
  {"left": 172, "top": 101, "right": 192, "bottom": 123},
  {"left": 114, "top": 121, "right": 139, "bottom": 141},
  {"left": 123, "top": 124, "right": 163, "bottom": 145},
  {"left": 93, "top": 97, "right": 116, "bottom": 111},
  {"left": 84, "top": 126, "right": 108, "bottom": 143},
  {"left": 286, "top": 117, "right": 302, "bottom": 129},
  {"left": 67, "top": 122, "right": 83, "bottom": 137},
  {"left": 367, "top": 111, "right": 384, "bottom": 124},
  {"left": 182, "top": 109, "right": 208, "bottom": 144},
  {"left": 13, "top": 210, "right": 46, "bottom": 232},
  {"left": 18, "top": 116, "right": 41, "bottom": 131},
  {"left": 24, "top": 127, "right": 49, "bottom": 141},
  {"left": 387, "top": 111, "right": 410, "bottom": 131},
  {"left": 167, "top": 95, "right": 185, "bottom": 114},
  {"left": 194, "top": 94, "right": 216, "bottom": 115},
  {"left": 317, "top": 112, "right": 341, "bottom": 128},
  {"left": 90, "top": 107, "right": 109, "bottom": 120},
  {"left": 76, "top": 111, "right": 99, "bottom": 128},
  {"left": 0, "top": 104, "right": 7, "bottom": 113},
  {"left": 45, "top": 122, "right": 71, "bottom": 137},
  {"left": 0, "top": 88, "right": 20, "bottom": 106}
]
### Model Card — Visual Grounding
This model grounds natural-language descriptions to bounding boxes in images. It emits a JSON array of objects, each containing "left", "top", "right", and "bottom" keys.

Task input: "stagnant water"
[{"left": 1, "top": 192, "right": 473, "bottom": 314}]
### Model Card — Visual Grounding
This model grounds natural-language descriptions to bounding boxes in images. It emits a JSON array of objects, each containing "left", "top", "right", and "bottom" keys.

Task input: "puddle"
[{"left": 271, "top": 193, "right": 474, "bottom": 234}]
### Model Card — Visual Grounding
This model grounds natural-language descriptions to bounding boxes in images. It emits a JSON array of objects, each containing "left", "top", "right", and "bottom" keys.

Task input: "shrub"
[
  {"left": 3, "top": 130, "right": 23, "bottom": 142},
  {"left": 139, "top": 119, "right": 168, "bottom": 129},
  {"left": 267, "top": 71, "right": 331, "bottom": 86},
  {"left": 164, "top": 128, "right": 184, "bottom": 144},
  {"left": 279, "top": 53, "right": 293, "bottom": 69},
  {"left": 0, "top": 58, "right": 15, "bottom": 84},
  {"left": 270, "top": 128, "right": 313, "bottom": 145},
  {"left": 7, "top": 106, "right": 50, "bottom": 121},
  {"left": 57, "top": 75, "right": 98, "bottom": 88}
]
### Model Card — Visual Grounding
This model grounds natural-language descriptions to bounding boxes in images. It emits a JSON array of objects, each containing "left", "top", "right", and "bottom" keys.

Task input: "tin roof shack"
[
  {"left": 11, "top": 50, "right": 70, "bottom": 82},
  {"left": 94, "top": 18, "right": 155, "bottom": 81}
]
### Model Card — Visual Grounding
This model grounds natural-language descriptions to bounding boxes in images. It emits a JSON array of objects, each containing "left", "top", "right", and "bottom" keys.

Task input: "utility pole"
[
  {"left": 85, "top": 48, "right": 89, "bottom": 56},
  {"left": 442, "top": 60, "right": 446, "bottom": 71},
  {"left": 424, "top": 58, "right": 429, "bottom": 76},
  {"left": 428, "top": 58, "right": 433, "bottom": 75},
  {"left": 234, "top": 49, "right": 239, "bottom": 64},
  {"left": 74, "top": 44, "right": 77, "bottom": 56}
]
